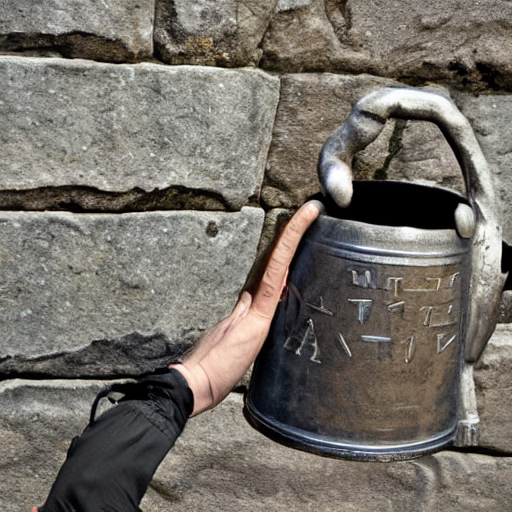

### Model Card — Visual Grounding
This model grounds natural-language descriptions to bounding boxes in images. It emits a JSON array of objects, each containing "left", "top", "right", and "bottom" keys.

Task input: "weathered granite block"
[
  {"left": 262, "top": 74, "right": 459, "bottom": 209},
  {"left": 0, "top": 0, "right": 154, "bottom": 62},
  {"left": 261, "top": 0, "right": 512, "bottom": 92},
  {"left": 0, "top": 208, "right": 264, "bottom": 377},
  {"left": 6, "top": 381, "right": 512, "bottom": 512},
  {"left": 154, "top": 0, "right": 277, "bottom": 67},
  {"left": 145, "top": 394, "right": 512, "bottom": 511},
  {"left": 457, "top": 93, "right": 512, "bottom": 245},
  {"left": 475, "top": 324, "right": 512, "bottom": 454},
  {"left": 386, "top": 119, "right": 463, "bottom": 194},
  {"left": 0, "top": 57, "right": 279, "bottom": 210}
]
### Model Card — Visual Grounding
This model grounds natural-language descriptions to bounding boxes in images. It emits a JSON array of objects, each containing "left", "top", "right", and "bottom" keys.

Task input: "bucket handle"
[{"left": 318, "top": 87, "right": 506, "bottom": 362}]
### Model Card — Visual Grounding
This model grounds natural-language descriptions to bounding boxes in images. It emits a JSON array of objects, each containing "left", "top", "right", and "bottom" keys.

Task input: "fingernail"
[{"left": 305, "top": 199, "right": 325, "bottom": 215}]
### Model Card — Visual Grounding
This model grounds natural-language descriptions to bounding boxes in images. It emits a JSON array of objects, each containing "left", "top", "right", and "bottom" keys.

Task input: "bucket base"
[{"left": 244, "top": 398, "right": 457, "bottom": 462}]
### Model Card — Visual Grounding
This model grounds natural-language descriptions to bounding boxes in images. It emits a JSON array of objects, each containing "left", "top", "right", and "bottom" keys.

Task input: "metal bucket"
[{"left": 245, "top": 88, "right": 508, "bottom": 461}]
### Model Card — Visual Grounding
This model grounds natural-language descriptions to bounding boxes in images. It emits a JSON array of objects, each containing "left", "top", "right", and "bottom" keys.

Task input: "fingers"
[{"left": 251, "top": 201, "right": 321, "bottom": 320}]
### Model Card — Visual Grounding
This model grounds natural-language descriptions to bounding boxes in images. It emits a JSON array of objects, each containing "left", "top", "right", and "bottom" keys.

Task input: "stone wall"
[{"left": 1, "top": 1, "right": 511, "bottom": 510}]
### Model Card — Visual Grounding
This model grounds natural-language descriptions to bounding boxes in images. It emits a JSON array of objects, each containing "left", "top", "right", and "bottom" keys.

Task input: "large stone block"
[
  {"left": 386, "top": 119, "right": 464, "bottom": 195},
  {"left": 7, "top": 382, "right": 512, "bottom": 512},
  {"left": 261, "top": 0, "right": 512, "bottom": 92},
  {"left": 154, "top": 0, "right": 277, "bottom": 67},
  {"left": 143, "top": 394, "right": 512, "bottom": 511},
  {"left": 457, "top": 93, "right": 512, "bottom": 245},
  {"left": 261, "top": 74, "right": 461, "bottom": 209},
  {"left": 0, "top": 208, "right": 264, "bottom": 377},
  {"left": 0, "top": 57, "right": 279, "bottom": 210},
  {"left": 475, "top": 324, "right": 512, "bottom": 453},
  {"left": 0, "top": 0, "right": 154, "bottom": 62}
]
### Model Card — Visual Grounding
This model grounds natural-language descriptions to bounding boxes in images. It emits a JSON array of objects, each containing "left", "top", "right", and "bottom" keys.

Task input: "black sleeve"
[{"left": 39, "top": 368, "right": 194, "bottom": 512}]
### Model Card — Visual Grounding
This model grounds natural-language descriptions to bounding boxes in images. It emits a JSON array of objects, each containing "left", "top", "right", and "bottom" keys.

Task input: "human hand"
[
  {"left": 171, "top": 200, "right": 321, "bottom": 416},
  {"left": 32, "top": 201, "right": 320, "bottom": 512}
]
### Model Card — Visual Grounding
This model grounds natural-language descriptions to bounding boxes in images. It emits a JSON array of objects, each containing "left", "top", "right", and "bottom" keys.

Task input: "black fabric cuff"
[{"left": 39, "top": 368, "right": 193, "bottom": 512}]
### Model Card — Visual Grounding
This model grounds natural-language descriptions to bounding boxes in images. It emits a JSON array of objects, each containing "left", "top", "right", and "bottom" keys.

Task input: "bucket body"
[{"left": 245, "top": 181, "right": 471, "bottom": 461}]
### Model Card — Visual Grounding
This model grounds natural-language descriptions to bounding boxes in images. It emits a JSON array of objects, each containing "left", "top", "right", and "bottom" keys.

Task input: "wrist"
[{"left": 169, "top": 363, "right": 214, "bottom": 416}]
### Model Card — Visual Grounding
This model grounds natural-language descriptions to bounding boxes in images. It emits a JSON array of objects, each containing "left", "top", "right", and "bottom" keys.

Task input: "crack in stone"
[
  {"left": 373, "top": 119, "right": 406, "bottom": 180},
  {"left": 0, "top": 185, "right": 233, "bottom": 213},
  {"left": 325, "top": 0, "right": 351, "bottom": 43},
  {"left": 0, "top": 31, "right": 144, "bottom": 63},
  {"left": 0, "top": 329, "right": 202, "bottom": 379}
]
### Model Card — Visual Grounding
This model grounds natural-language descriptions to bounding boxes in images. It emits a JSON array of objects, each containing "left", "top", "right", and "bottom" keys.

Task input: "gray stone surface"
[
  {"left": 475, "top": 324, "right": 512, "bottom": 453},
  {"left": 0, "top": 57, "right": 279, "bottom": 210},
  {"left": 0, "top": 378, "right": 119, "bottom": 511},
  {"left": 154, "top": 0, "right": 277, "bottom": 67},
  {"left": 276, "top": 0, "right": 311, "bottom": 12},
  {"left": 261, "top": 73, "right": 402, "bottom": 209},
  {"left": 498, "top": 292, "right": 512, "bottom": 324},
  {"left": 143, "top": 393, "right": 512, "bottom": 511},
  {"left": 386, "top": 119, "right": 464, "bottom": 194},
  {"left": 0, "top": 0, "right": 154, "bottom": 62},
  {"left": 6, "top": 381, "right": 512, "bottom": 512},
  {"left": 262, "top": 0, "right": 374, "bottom": 75},
  {"left": 0, "top": 208, "right": 264, "bottom": 377},
  {"left": 457, "top": 93, "right": 512, "bottom": 245},
  {"left": 261, "top": 0, "right": 512, "bottom": 92}
]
